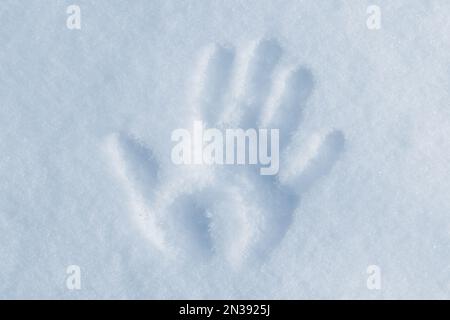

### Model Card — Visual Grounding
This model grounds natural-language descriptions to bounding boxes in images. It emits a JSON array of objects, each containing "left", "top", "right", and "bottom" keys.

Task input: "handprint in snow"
[{"left": 105, "top": 39, "right": 345, "bottom": 268}]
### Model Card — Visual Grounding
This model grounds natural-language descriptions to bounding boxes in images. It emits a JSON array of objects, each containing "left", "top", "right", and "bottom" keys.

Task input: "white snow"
[{"left": 1, "top": 0, "right": 450, "bottom": 299}]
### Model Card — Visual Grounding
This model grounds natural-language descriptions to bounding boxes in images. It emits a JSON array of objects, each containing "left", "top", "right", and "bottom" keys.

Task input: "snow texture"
[{"left": 1, "top": 0, "right": 450, "bottom": 299}]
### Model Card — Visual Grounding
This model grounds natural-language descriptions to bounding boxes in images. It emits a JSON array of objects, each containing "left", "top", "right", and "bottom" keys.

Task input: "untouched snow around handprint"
[{"left": 1, "top": 0, "right": 450, "bottom": 299}]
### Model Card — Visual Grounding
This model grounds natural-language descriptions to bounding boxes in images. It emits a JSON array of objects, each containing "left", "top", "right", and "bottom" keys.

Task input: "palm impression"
[{"left": 106, "top": 39, "right": 345, "bottom": 268}]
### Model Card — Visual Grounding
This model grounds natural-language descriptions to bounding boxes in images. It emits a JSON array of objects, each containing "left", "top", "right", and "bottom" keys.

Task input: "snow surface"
[{"left": 1, "top": 0, "right": 450, "bottom": 299}]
